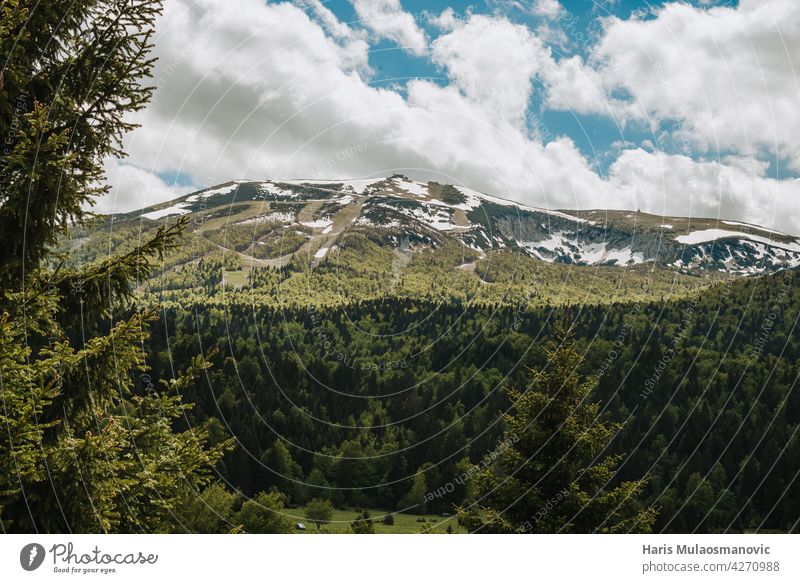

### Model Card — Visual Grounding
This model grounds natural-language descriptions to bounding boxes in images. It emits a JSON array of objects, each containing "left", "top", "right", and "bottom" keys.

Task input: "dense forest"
[{"left": 144, "top": 267, "right": 800, "bottom": 532}]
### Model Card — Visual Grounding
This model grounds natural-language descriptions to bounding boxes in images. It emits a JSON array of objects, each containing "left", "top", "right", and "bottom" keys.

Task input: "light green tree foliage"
[
  {"left": 173, "top": 483, "right": 240, "bottom": 534},
  {"left": 398, "top": 468, "right": 428, "bottom": 514},
  {"left": 234, "top": 492, "right": 294, "bottom": 534},
  {"left": 304, "top": 498, "right": 335, "bottom": 530},
  {"left": 459, "top": 326, "right": 658, "bottom": 533}
]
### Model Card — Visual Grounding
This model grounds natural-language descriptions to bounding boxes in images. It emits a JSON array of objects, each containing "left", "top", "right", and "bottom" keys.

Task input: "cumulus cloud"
[
  {"left": 608, "top": 149, "right": 800, "bottom": 233},
  {"left": 99, "top": 0, "right": 800, "bottom": 234},
  {"left": 349, "top": 0, "right": 428, "bottom": 56},
  {"left": 96, "top": 160, "right": 191, "bottom": 214},
  {"left": 426, "top": 8, "right": 463, "bottom": 32},
  {"left": 531, "top": 0, "right": 565, "bottom": 20},
  {"left": 541, "top": 55, "right": 619, "bottom": 116},
  {"left": 109, "top": 3, "right": 604, "bottom": 215},
  {"left": 488, "top": 0, "right": 563, "bottom": 19},
  {"left": 303, "top": 0, "right": 371, "bottom": 73},
  {"left": 553, "top": 0, "right": 800, "bottom": 169},
  {"left": 126, "top": 0, "right": 387, "bottom": 181},
  {"left": 304, "top": 0, "right": 358, "bottom": 40},
  {"left": 430, "top": 15, "right": 549, "bottom": 123}
]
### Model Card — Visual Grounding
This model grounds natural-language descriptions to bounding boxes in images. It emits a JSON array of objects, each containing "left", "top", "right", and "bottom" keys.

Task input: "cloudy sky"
[{"left": 101, "top": 0, "right": 800, "bottom": 233}]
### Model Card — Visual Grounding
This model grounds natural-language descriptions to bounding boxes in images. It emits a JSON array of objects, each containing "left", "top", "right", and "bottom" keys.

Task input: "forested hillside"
[{"left": 144, "top": 267, "right": 800, "bottom": 532}]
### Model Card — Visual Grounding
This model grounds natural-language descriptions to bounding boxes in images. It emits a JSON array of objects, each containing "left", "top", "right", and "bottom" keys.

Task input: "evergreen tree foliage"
[
  {"left": 137, "top": 269, "right": 800, "bottom": 532},
  {"left": 459, "top": 326, "right": 658, "bottom": 533},
  {"left": 349, "top": 509, "right": 375, "bottom": 534},
  {"left": 173, "top": 483, "right": 239, "bottom": 534},
  {"left": 0, "top": 0, "right": 161, "bottom": 286},
  {"left": 0, "top": 0, "right": 232, "bottom": 533}
]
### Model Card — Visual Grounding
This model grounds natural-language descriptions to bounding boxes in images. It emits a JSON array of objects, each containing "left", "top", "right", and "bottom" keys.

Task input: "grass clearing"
[
  {"left": 289, "top": 508, "right": 464, "bottom": 534},
  {"left": 223, "top": 270, "right": 248, "bottom": 288}
]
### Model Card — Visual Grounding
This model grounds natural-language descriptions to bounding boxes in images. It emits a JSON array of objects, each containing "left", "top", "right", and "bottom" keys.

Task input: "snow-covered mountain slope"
[{"left": 124, "top": 175, "right": 800, "bottom": 275}]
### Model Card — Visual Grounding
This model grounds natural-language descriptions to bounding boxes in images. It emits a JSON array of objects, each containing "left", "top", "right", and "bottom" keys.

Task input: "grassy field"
[
  {"left": 287, "top": 508, "right": 465, "bottom": 534},
  {"left": 222, "top": 270, "right": 249, "bottom": 288}
]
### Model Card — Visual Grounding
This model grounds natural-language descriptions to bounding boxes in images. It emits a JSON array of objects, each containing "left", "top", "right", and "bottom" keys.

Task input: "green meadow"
[{"left": 288, "top": 508, "right": 464, "bottom": 534}]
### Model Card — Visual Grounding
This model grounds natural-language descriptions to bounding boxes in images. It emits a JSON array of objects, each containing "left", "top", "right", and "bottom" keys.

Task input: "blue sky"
[
  {"left": 329, "top": 0, "right": 779, "bottom": 177},
  {"left": 103, "top": 0, "right": 800, "bottom": 233}
]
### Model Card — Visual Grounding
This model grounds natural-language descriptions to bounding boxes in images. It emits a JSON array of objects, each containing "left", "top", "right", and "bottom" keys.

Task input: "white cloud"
[
  {"left": 531, "top": 0, "right": 565, "bottom": 20},
  {"left": 426, "top": 8, "right": 462, "bottom": 32},
  {"left": 608, "top": 149, "right": 800, "bottom": 233},
  {"left": 431, "top": 15, "right": 550, "bottom": 123},
  {"left": 488, "top": 0, "right": 562, "bottom": 19},
  {"left": 126, "top": 0, "right": 388, "bottom": 182},
  {"left": 349, "top": 0, "right": 428, "bottom": 56},
  {"left": 98, "top": 0, "right": 800, "bottom": 235},
  {"left": 563, "top": 0, "right": 800, "bottom": 169},
  {"left": 302, "top": 0, "right": 371, "bottom": 73},
  {"left": 109, "top": 4, "right": 604, "bottom": 215},
  {"left": 97, "top": 159, "right": 191, "bottom": 214},
  {"left": 541, "top": 55, "right": 620, "bottom": 116},
  {"left": 304, "top": 0, "right": 357, "bottom": 40}
]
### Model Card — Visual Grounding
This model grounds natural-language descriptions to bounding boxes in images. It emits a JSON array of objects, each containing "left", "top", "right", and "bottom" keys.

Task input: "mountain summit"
[{"left": 126, "top": 175, "right": 800, "bottom": 276}]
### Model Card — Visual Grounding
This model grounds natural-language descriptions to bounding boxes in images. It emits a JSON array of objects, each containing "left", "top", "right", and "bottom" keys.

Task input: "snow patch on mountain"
[
  {"left": 454, "top": 186, "right": 586, "bottom": 224},
  {"left": 301, "top": 218, "right": 334, "bottom": 230},
  {"left": 259, "top": 182, "right": 298, "bottom": 198},
  {"left": 520, "top": 233, "right": 645, "bottom": 265},
  {"left": 237, "top": 211, "right": 296, "bottom": 225},
  {"left": 402, "top": 205, "right": 456, "bottom": 232},
  {"left": 676, "top": 229, "right": 800, "bottom": 252},
  {"left": 282, "top": 178, "right": 380, "bottom": 194},
  {"left": 391, "top": 177, "right": 428, "bottom": 197},
  {"left": 721, "top": 220, "right": 786, "bottom": 236},
  {"left": 186, "top": 184, "right": 237, "bottom": 203},
  {"left": 141, "top": 204, "right": 192, "bottom": 220}
]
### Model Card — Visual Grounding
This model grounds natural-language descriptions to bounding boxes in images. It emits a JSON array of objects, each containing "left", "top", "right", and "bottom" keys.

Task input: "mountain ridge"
[{"left": 120, "top": 174, "right": 800, "bottom": 276}]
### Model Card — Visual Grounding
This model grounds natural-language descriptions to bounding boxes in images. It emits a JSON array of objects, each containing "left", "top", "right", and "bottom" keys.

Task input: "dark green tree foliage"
[
  {"left": 0, "top": 0, "right": 231, "bottom": 533},
  {"left": 349, "top": 509, "right": 375, "bottom": 534},
  {"left": 148, "top": 269, "right": 800, "bottom": 532},
  {"left": 458, "top": 327, "right": 657, "bottom": 533}
]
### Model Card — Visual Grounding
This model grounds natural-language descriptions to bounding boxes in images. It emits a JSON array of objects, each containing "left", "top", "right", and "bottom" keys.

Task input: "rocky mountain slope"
[{"left": 124, "top": 174, "right": 800, "bottom": 276}]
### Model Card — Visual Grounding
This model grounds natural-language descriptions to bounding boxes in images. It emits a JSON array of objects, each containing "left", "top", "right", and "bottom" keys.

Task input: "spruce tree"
[
  {"left": 349, "top": 509, "right": 375, "bottom": 534},
  {"left": 459, "top": 326, "right": 658, "bottom": 533},
  {"left": 0, "top": 0, "right": 231, "bottom": 532}
]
